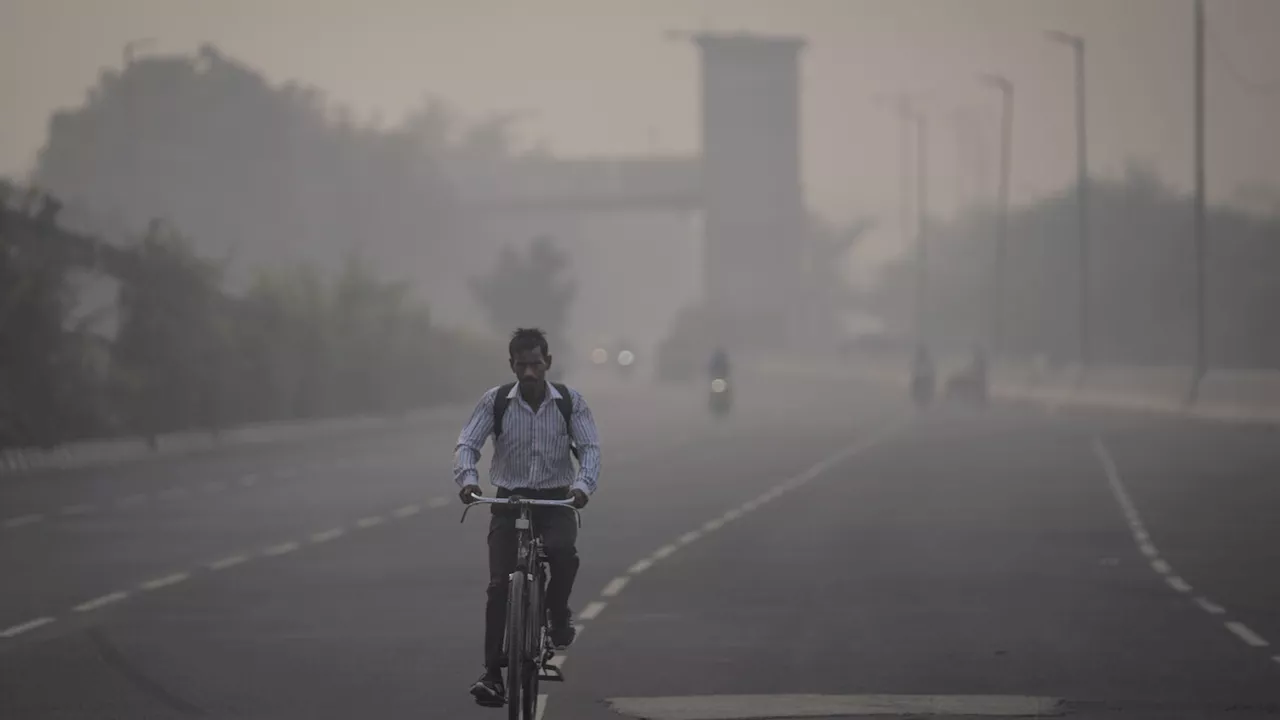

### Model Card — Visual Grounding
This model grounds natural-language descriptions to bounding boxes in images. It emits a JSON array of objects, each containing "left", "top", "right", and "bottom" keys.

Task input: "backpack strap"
[
  {"left": 492, "top": 383, "right": 516, "bottom": 439},
  {"left": 492, "top": 382, "right": 580, "bottom": 461}
]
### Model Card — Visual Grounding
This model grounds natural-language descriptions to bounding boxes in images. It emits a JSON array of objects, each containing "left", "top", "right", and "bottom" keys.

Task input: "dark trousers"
[{"left": 484, "top": 486, "right": 579, "bottom": 671}]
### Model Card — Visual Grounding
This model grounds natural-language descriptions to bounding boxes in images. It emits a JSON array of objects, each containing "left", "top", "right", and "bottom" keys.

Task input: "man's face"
[{"left": 511, "top": 347, "right": 551, "bottom": 388}]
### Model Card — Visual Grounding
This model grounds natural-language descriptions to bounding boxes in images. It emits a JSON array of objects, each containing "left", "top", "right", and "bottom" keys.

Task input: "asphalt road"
[{"left": 2, "top": 372, "right": 1279, "bottom": 719}]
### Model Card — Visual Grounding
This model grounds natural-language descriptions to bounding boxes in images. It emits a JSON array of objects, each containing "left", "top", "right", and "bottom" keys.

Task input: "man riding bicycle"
[{"left": 454, "top": 327, "right": 602, "bottom": 705}]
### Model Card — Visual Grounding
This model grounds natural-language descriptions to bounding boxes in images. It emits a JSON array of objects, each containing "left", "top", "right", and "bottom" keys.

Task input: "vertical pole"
[
  {"left": 995, "top": 82, "right": 1014, "bottom": 358},
  {"left": 916, "top": 113, "right": 930, "bottom": 345},
  {"left": 1192, "top": 0, "right": 1208, "bottom": 400},
  {"left": 1074, "top": 39, "right": 1091, "bottom": 371}
]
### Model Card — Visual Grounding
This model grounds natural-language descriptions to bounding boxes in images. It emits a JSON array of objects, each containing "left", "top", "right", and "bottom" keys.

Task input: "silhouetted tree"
[
  {"left": 871, "top": 163, "right": 1280, "bottom": 369},
  {"left": 470, "top": 235, "right": 576, "bottom": 371}
]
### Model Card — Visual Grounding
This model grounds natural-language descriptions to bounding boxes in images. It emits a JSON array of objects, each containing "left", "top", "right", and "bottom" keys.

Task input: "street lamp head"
[
  {"left": 980, "top": 74, "right": 1013, "bottom": 92},
  {"left": 1044, "top": 30, "right": 1083, "bottom": 47}
]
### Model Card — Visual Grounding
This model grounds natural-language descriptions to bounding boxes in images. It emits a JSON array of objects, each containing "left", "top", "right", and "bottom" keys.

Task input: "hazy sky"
[{"left": 4, "top": 0, "right": 1279, "bottom": 256}]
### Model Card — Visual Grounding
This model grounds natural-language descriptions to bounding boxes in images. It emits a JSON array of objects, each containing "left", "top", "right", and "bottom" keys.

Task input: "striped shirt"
[{"left": 454, "top": 382, "right": 602, "bottom": 495}]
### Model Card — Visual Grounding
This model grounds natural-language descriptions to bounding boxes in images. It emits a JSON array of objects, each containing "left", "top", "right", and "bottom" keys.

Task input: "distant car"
[{"left": 588, "top": 339, "right": 638, "bottom": 377}]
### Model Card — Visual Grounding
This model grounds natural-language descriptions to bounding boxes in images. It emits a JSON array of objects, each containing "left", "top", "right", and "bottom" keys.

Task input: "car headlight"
[
  {"left": 617, "top": 350, "right": 635, "bottom": 367},
  {"left": 710, "top": 378, "right": 727, "bottom": 393},
  {"left": 591, "top": 348, "right": 608, "bottom": 365}
]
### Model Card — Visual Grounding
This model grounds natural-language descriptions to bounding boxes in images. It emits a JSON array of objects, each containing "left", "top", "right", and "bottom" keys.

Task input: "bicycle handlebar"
[{"left": 459, "top": 492, "right": 582, "bottom": 527}]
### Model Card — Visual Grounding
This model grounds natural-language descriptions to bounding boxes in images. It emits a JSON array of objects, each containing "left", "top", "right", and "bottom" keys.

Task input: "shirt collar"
[{"left": 506, "top": 381, "right": 562, "bottom": 400}]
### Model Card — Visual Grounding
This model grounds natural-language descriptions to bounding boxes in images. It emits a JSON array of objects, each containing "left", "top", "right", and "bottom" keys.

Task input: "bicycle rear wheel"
[{"left": 505, "top": 571, "right": 526, "bottom": 720}]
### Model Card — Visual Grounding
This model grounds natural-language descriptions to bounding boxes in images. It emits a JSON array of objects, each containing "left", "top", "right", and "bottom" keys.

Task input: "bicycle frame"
[{"left": 461, "top": 493, "right": 581, "bottom": 719}]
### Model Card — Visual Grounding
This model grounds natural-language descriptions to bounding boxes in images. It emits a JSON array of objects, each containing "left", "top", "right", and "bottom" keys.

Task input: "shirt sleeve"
[
  {"left": 453, "top": 388, "right": 497, "bottom": 488},
  {"left": 568, "top": 390, "right": 602, "bottom": 496}
]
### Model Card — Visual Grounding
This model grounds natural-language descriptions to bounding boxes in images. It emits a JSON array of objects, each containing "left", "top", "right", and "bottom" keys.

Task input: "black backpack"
[{"left": 493, "top": 382, "right": 580, "bottom": 461}]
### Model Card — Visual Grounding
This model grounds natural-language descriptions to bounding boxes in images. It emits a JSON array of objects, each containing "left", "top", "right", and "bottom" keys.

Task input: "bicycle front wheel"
[
  {"left": 522, "top": 570, "right": 545, "bottom": 719},
  {"left": 505, "top": 571, "right": 526, "bottom": 720}
]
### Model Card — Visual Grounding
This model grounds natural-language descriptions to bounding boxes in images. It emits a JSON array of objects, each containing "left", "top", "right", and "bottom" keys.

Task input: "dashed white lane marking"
[
  {"left": 311, "top": 527, "right": 346, "bottom": 543},
  {"left": 116, "top": 494, "right": 148, "bottom": 508},
  {"left": 601, "top": 577, "right": 629, "bottom": 597},
  {"left": 140, "top": 572, "right": 189, "bottom": 591},
  {"left": 3, "top": 513, "right": 44, "bottom": 529},
  {"left": 0, "top": 616, "right": 55, "bottom": 638},
  {"left": 355, "top": 515, "right": 386, "bottom": 529},
  {"left": 262, "top": 541, "right": 300, "bottom": 557},
  {"left": 605, "top": 694, "right": 1064, "bottom": 719},
  {"left": 428, "top": 496, "right": 450, "bottom": 509},
  {"left": 61, "top": 503, "right": 95, "bottom": 516},
  {"left": 579, "top": 601, "right": 607, "bottom": 620},
  {"left": 0, "top": 496, "right": 439, "bottom": 642},
  {"left": 1226, "top": 621, "right": 1271, "bottom": 648},
  {"left": 1093, "top": 437, "right": 1276, "bottom": 660},
  {"left": 1194, "top": 597, "right": 1226, "bottom": 615},
  {"left": 74, "top": 591, "right": 129, "bottom": 613},
  {"left": 209, "top": 554, "right": 249, "bottom": 571},
  {"left": 551, "top": 420, "right": 907, "bottom": 711},
  {"left": 652, "top": 545, "right": 677, "bottom": 561}
]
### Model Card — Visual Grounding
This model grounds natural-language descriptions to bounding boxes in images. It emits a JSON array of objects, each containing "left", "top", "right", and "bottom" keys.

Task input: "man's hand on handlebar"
[{"left": 460, "top": 484, "right": 481, "bottom": 504}]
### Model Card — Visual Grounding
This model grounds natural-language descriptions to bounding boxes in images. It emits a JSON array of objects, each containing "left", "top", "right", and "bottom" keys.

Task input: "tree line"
[
  {"left": 871, "top": 164, "right": 1280, "bottom": 371},
  {"left": 0, "top": 184, "right": 508, "bottom": 451}
]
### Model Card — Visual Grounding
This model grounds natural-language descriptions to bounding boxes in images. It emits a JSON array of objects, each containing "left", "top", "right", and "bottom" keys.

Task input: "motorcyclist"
[{"left": 708, "top": 346, "right": 730, "bottom": 380}]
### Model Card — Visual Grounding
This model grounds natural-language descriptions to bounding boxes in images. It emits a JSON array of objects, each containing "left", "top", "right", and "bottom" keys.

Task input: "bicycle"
[{"left": 462, "top": 493, "right": 582, "bottom": 720}]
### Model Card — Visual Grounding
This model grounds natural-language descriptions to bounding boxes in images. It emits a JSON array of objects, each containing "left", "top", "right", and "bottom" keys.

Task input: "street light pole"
[
  {"left": 1046, "top": 30, "right": 1090, "bottom": 370},
  {"left": 915, "top": 111, "right": 930, "bottom": 344},
  {"left": 1192, "top": 0, "right": 1208, "bottom": 399},
  {"left": 981, "top": 74, "right": 1014, "bottom": 358}
]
